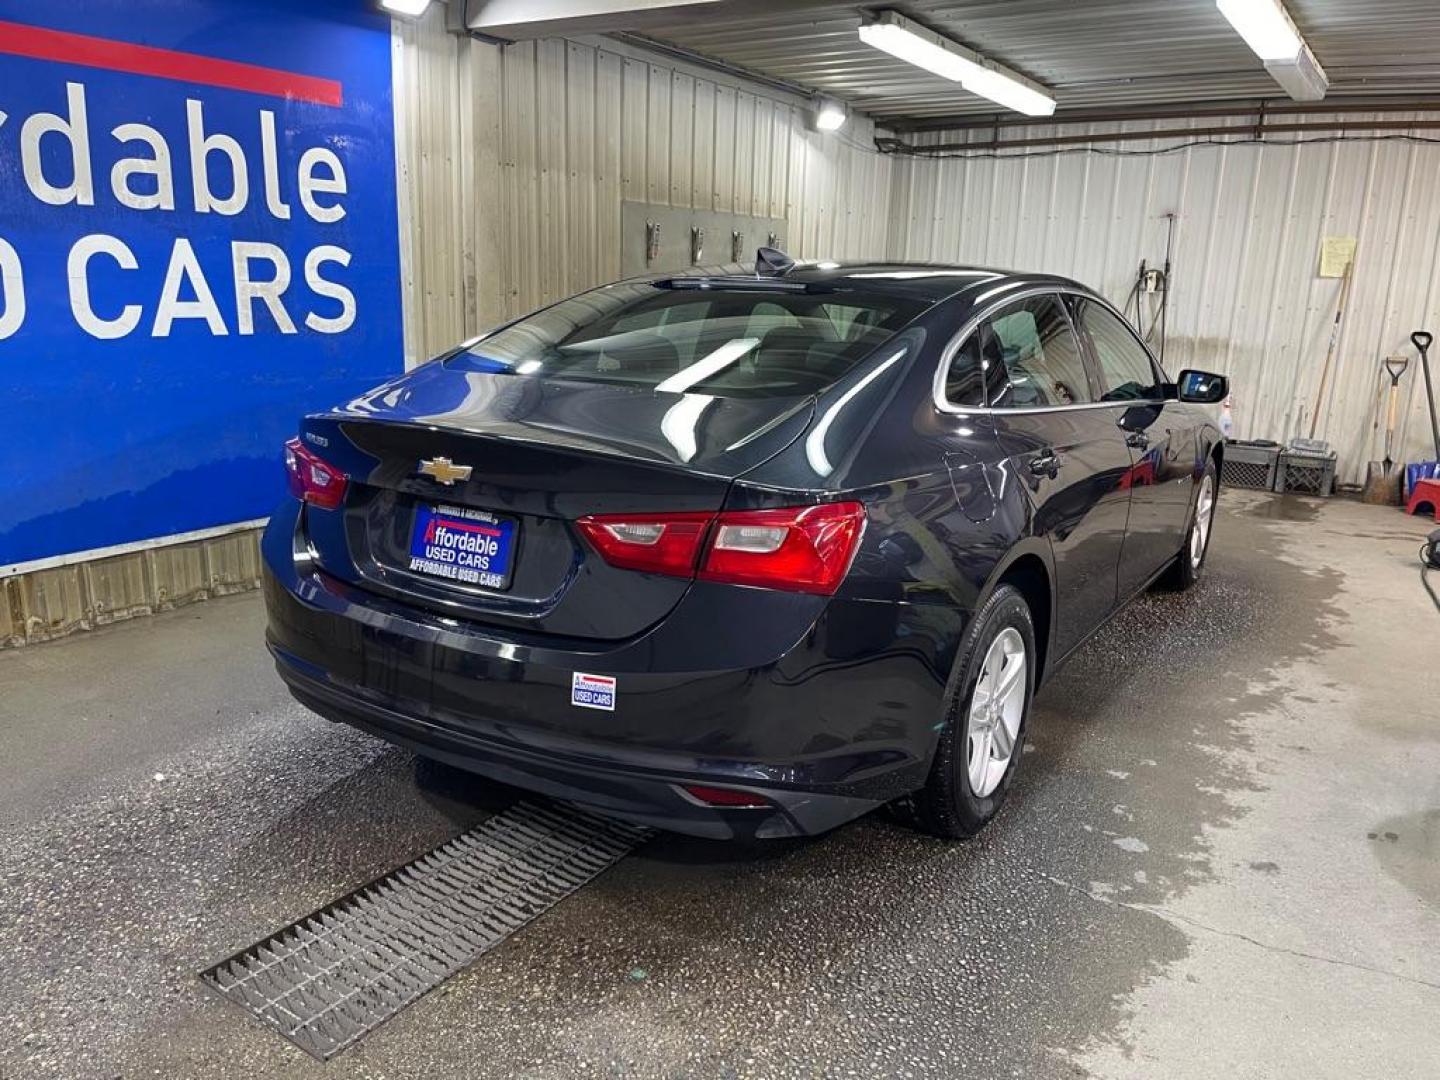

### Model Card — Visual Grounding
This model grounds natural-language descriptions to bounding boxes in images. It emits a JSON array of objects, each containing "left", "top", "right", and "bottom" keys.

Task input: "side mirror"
[{"left": 1177, "top": 369, "right": 1228, "bottom": 404}]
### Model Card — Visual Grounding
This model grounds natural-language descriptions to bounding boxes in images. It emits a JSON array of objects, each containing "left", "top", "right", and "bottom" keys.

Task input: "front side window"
[
  {"left": 987, "top": 296, "right": 1092, "bottom": 407},
  {"left": 450, "top": 283, "right": 928, "bottom": 399},
  {"left": 1076, "top": 298, "right": 1163, "bottom": 402}
]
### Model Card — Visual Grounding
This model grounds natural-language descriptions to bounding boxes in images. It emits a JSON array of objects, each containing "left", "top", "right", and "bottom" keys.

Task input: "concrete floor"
[{"left": 1, "top": 490, "right": 1437, "bottom": 1079}]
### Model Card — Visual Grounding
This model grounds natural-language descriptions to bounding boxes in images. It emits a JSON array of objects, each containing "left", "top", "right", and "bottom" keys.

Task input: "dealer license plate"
[{"left": 407, "top": 504, "right": 517, "bottom": 590}]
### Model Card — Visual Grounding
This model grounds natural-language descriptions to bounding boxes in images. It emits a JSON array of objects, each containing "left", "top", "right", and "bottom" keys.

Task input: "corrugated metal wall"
[
  {"left": 391, "top": 8, "right": 893, "bottom": 364},
  {"left": 887, "top": 117, "right": 1440, "bottom": 483}
]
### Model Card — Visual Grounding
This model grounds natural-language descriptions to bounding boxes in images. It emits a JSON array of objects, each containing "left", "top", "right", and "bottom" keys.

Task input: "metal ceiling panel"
[{"left": 632, "top": 0, "right": 1440, "bottom": 123}]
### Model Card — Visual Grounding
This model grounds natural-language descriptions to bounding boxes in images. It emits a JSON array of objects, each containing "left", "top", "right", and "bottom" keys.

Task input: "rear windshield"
[{"left": 448, "top": 282, "right": 927, "bottom": 398}]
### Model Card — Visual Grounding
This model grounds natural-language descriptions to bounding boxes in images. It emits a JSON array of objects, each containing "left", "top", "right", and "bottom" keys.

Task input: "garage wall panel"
[
  {"left": 889, "top": 118, "right": 1440, "bottom": 482},
  {"left": 392, "top": 10, "right": 892, "bottom": 362}
]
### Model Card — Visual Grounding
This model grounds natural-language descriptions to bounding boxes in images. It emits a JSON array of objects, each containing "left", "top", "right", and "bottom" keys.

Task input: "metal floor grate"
[{"left": 201, "top": 801, "right": 650, "bottom": 1060}]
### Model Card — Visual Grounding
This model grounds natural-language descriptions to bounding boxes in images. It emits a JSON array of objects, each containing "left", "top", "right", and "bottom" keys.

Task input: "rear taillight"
[
  {"left": 283, "top": 437, "right": 348, "bottom": 510},
  {"left": 573, "top": 512, "right": 713, "bottom": 576},
  {"left": 575, "top": 502, "right": 864, "bottom": 596},
  {"left": 699, "top": 503, "right": 865, "bottom": 594}
]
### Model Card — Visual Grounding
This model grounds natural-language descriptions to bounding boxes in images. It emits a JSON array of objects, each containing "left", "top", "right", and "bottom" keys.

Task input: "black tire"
[
  {"left": 1159, "top": 458, "right": 1219, "bottom": 592},
  {"left": 905, "top": 584, "right": 1037, "bottom": 840}
]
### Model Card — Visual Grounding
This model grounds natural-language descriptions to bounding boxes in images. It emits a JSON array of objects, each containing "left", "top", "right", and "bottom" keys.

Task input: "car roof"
[{"left": 655, "top": 260, "right": 1096, "bottom": 308}]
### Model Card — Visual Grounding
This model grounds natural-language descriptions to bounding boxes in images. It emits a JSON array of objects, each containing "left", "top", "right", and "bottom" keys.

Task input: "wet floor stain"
[
  {"left": 1369, "top": 810, "right": 1440, "bottom": 909},
  {"left": 1241, "top": 495, "right": 1321, "bottom": 522}
]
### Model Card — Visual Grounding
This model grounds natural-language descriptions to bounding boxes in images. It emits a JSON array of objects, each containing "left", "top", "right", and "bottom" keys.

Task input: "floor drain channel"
[{"left": 201, "top": 800, "right": 650, "bottom": 1060}]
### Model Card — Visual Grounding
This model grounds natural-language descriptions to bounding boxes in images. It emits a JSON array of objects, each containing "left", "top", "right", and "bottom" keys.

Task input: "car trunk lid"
[{"left": 299, "top": 366, "right": 813, "bottom": 641}]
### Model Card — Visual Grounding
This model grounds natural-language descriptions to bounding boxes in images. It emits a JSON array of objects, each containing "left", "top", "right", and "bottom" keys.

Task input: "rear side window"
[
  {"left": 945, "top": 322, "right": 1008, "bottom": 407},
  {"left": 1076, "top": 298, "right": 1163, "bottom": 401},
  {"left": 987, "top": 296, "right": 1092, "bottom": 407},
  {"left": 452, "top": 283, "right": 927, "bottom": 399}
]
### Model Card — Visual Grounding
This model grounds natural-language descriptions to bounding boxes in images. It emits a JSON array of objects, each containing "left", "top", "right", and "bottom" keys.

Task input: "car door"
[
  {"left": 1070, "top": 296, "right": 1193, "bottom": 596},
  {"left": 983, "top": 293, "right": 1135, "bottom": 660}
]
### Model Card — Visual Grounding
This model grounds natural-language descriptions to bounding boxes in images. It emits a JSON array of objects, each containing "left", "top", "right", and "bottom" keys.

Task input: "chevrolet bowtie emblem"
[{"left": 418, "top": 457, "right": 473, "bottom": 485}]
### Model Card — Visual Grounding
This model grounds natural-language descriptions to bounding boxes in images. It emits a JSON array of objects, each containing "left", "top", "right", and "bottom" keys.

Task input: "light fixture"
[
  {"left": 857, "top": 11, "right": 1055, "bottom": 117},
  {"left": 1215, "top": 0, "right": 1328, "bottom": 100},
  {"left": 1266, "top": 43, "right": 1328, "bottom": 100},
  {"left": 964, "top": 65, "right": 1057, "bottom": 117},
  {"left": 814, "top": 100, "right": 848, "bottom": 132},
  {"left": 1216, "top": 0, "right": 1300, "bottom": 60},
  {"left": 380, "top": 0, "right": 431, "bottom": 16}
]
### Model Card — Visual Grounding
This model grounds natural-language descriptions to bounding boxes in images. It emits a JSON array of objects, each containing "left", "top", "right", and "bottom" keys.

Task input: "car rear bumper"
[{"left": 262, "top": 502, "right": 960, "bottom": 839}]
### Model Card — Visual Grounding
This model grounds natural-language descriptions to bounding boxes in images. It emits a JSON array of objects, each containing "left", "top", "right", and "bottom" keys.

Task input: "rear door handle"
[
  {"left": 1124, "top": 431, "right": 1149, "bottom": 450},
  {"left": 1029, "top": 451, "right": 1061, "bottom": 478}
]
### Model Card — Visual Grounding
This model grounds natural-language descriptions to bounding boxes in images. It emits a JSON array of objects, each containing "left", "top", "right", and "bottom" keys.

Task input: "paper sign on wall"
[{"left": 1319, "top": 236, "right": 1357, "bottom": 278}]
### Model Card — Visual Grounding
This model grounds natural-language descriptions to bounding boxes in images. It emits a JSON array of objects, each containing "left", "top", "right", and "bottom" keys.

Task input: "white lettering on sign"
[
  {"left": 153, "top": 237, "right": 227, "bottom": 336},
  {"left": 20, "top": 81, "right": 94, "bottom": 207},
  {"left": 0, "top": 80, "right": 360, "bottom": 340},
  {"left": 187, "top": 98, "right": 248, "bottom": 216},
  {"left": 304, "top": 246, "right": 355, "bottom": 334},
  {"left": 258, "top": 110, "right": 291, "bottom": 221},
  {"left": 298, "top": 147, "right": 346, "bottom": 223},
  {"left": 68, "top": 234, "right": 142, "bottom": 340},
  {"left": 0, "top": 238, "right": 24, "bottom": 341},
  {"left": 110, "top": 122, "right": 175, "bottom": 211},
  {"left": 232, "top": 241, "right": 295, "bottom": 335}
]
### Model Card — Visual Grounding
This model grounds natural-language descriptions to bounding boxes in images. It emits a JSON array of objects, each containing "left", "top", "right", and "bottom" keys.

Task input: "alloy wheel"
[
  {"left": 1190, "top": 473, "right": 1215, "bottom": 569},
  {"left": 965, "top": 627, "right": 1027, "bottom": 798}
]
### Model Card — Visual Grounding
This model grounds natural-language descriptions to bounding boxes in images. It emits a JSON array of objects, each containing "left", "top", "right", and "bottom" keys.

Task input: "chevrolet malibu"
[{"left": 262, "top": 254, "right": 1227, "bottom": 841}]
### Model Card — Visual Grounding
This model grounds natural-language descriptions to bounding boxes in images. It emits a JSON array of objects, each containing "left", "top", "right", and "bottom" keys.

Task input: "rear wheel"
[
  {"left": 1159, "top": 460, "right": 1218, "bottom": 591},
  {"left": 906, "top": 584, "right": 1036, "bottom": 839}
]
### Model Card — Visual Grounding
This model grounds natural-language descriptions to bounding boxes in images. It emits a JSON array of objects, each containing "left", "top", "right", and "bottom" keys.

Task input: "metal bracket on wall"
[{"left": 621, "top": 203, "right": 789, "bottom": 276}]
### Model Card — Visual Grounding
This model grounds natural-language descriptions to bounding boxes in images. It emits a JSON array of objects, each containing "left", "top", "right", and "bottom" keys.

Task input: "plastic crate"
[
  {"left": 1275, "top": 449, "right": 1337, "bottom": 496},
  {"left": 1221, "top": 440, "right": 1280, "bottom": 491}
]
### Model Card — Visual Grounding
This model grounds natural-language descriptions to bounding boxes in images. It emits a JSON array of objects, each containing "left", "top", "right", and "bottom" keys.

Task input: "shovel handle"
[{"left": 1413, "top": 330, "right": 1434, "bottom": 352}]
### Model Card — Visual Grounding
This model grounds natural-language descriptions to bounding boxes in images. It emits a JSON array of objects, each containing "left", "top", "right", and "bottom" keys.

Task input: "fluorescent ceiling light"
[
  {"left": 857, "top": 18, "right": 985, "bottom": 83},
  {"left": 815, "top": 101, "right": 848, "bottom": 132},
  {"left": 1266, "top": 43, "right": 1328, "bottom": 100},
  {"left": 380, "top": 0, "right": 431, "bottom": 16},
  {"left": 1216, "top": 0, "right": 1326, "bottom": 100},
  {"left": 965, "top": 66, "right": 1057, "bottom": 118},
  {"left": 1216, "top": 0, "right": 1301, "bottom": 61},
  {"left": 857, "top": 11, "right": 1055, "bottom": 117}
]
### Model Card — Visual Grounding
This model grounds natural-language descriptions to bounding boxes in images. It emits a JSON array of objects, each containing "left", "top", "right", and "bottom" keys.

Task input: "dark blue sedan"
[{"left": 262, "top": 253, "right": 1226, "bottom": 840}]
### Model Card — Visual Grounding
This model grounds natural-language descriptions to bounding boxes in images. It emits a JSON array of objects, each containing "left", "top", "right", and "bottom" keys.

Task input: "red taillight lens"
[
  {"left": 681, "top": 784, "right": 771, "bottom": 808},
  {"left": 574, "top": 512, "right": 714, "bottom": 576},
  {"left": 283, "top": 437, "right": 348, "bottom": 510},
  {"left": 699, "top": 502, "right": 865, "bottom": 595},
  {"left": 576, "top": 502, "right": 864, "bottom": 595}
]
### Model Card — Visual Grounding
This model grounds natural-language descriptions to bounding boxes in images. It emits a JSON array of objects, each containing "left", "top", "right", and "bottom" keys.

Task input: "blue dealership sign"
[{"left": 0, "top": 0, "right": 402, "bottom": 567}]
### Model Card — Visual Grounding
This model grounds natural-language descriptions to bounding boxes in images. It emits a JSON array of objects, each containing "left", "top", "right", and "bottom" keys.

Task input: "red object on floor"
[{"left": 1407, "top": 477, "right": 1440, "bottom": 522}]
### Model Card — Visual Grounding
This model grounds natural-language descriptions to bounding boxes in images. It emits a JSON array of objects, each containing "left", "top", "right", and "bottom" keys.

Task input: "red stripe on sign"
[
  {"left": 0, "top": 19, "right": 342, "bottom": 106},
  {"left": 439, "top": 520, "right": 502, "bottom": 537}
]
